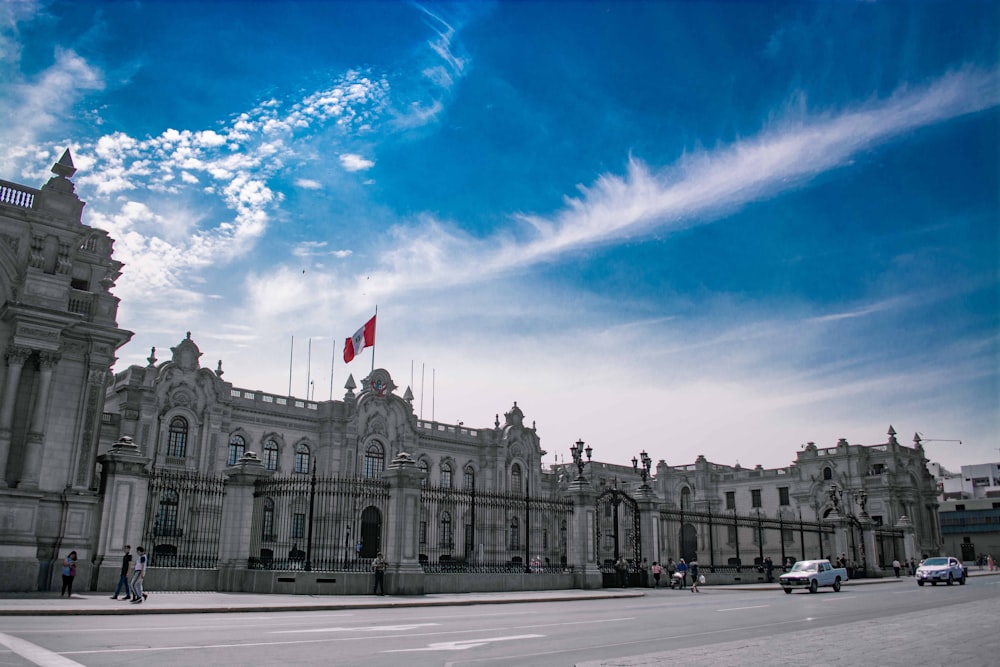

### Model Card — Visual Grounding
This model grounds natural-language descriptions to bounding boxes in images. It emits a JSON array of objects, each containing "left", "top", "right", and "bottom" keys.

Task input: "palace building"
[{"left": 1, "top": 151, "right": 941, "bottom": 593}]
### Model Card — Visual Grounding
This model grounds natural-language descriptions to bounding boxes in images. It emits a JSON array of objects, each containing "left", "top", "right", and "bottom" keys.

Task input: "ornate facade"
[{"left": 1, "top": 152, "right": 941, "bottom": 593}]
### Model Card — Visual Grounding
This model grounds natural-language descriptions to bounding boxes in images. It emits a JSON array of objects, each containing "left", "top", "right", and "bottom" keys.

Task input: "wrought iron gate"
[{"left": 595, "top": 485, "right": 641, "bottom": 586}]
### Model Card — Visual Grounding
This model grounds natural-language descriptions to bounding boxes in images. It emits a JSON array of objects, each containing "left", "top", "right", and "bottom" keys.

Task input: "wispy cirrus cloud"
[{"left": 337, "top": 66, "right": 999, "bottom": 302}]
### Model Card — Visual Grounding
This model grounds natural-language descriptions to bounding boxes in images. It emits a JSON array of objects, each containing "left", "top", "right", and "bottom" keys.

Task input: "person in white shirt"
[{"left": 129, "top": 546, "right": 148, "bottom": 603}]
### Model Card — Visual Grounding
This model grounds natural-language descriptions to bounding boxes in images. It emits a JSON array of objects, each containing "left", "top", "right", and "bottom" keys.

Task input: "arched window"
[
  {"left": 509, "top": 516, "right": 520, "bottom": 550},
  {"left": 511, "top": 463, "right": 522, "bottom": 495},
  {"left": 263, "top": 439, "right": 279, "bottom": 471},
  {"left": 262, "top": 497, "right": 275, "bottom": 541},
  {"left": 156, "top": 489, "right": 179, "bottom": 537},
  {"left": 167, "top": 417, "right": 188, "bottom": 458},
  {"left": 463, "top": 467, "right": 475, "bottom": 490},
  {"left": 418, "top": 460, "right": 429, "bottom": 488},
  {"left": 440, "top": 463, "right": 452, "bottom": 489},
  {"left": 680, "top": 486, "right": 692, "bottom": 510},
  {"left": 364, "top": 442, "right": 385, "bottom": 479},
  {"left": 294, "top": 443, "right": 311, "bottom": 474},
  {"left": 228, "top": 434, "right": 246, "bottom": 466},
  {"left": 823, "top": 467, "right": 833, "bottom": 480},
  {"left": 439, "top": 511, "right": 453, "bottom": 550}
]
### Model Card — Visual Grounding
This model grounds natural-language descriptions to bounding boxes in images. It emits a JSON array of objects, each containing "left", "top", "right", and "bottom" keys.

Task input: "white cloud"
[
  {"left": 295, "top": 178, "right": 322, "bottom": 189},
  {"left": 339, "top": 153, "right": 375, "bottom": 172}
]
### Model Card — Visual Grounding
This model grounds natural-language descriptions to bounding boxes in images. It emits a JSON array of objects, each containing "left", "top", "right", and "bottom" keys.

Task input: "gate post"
[
  {"left": 634, "top": 486, "right": 660, "bottom": 587},
  {"left": 93, "top": 436, "right": 150, "bottom": 592},
  {"left": 218, "top": 452, "right": 272, "bottom": 590},
  {"left": 380, "top": 451, "right": 427, "bottom": 594},
  {"left": 566, "top": 479, "right": 602, "bottom": 590},
  {"left": 895, "top": 515, "right": 917, "bottom": 566}
]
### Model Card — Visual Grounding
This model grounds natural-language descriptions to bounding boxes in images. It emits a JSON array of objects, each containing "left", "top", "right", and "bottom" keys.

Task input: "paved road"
[{"left": 0, "top": 572, "right": 997, "bottom": 666}]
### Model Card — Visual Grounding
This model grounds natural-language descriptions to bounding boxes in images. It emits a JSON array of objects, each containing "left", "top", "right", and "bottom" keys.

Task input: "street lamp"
[
  {"left": 632, "top": 450, "right": 652, "bottom": 487},
  {"left": 570, "top": 439, "right": 593, "bottom": 481}
]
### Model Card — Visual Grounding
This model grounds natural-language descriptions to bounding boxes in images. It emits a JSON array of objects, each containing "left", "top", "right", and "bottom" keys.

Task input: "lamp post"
[
  {"left": 632, "top": 450, "right": 652, "bottom": 488},
  {"left": 570, "top": 439, "right": 592, "bottom": 481}
]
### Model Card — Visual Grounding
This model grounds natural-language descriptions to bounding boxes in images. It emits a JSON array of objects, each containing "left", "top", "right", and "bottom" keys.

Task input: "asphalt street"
[{"left": 0, "top": 572, "right": 997, "bottom": 666}]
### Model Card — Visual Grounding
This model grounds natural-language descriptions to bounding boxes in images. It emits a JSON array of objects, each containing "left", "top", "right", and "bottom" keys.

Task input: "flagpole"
[
  {"left": 330, "top": 334, "right": 337, "bottom": 401},
  {"left": 288, "top": 335, "right": 294, "bottom": 396},
  {"left": 370, "top": 305, "right": 377, "bottom": 374},
  {"left": 306, "top": 337, "right": 312, "bottom": 397}
]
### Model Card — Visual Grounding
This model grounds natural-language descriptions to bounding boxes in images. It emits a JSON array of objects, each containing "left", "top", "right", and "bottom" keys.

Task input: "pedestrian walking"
[
  {"left": 372, "top": 551, "right": 387, "bottom": 595},
  {"left": 615, "top": 556, "right": 629, "bottom": 587},
  {"left": 676, "top": 558, "right": 689, "bottom": 587},
  {"left": 689, "top": 559, "right": 700, "bottom": 593},
  {"left": 111, "top": 545, "right": 132, "bottom": 599},
  {"left": 764, "top": 556, "right": 774, "bottom": 583},
  {"left": 892, "top": 558, "right": 901, "bottom": 577},
  {"left": 60, "top": 551, "right": 77, "bottom": 597},
  {"left": 651, "top": 561, "right": 662, "bottom": 588},
  {"left": 129, "top": 546, "right": 148, "bottom": 603}
]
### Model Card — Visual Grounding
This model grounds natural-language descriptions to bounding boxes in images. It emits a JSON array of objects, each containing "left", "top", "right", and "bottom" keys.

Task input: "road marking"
[
  {"left": 0, "top": 632, "right": 85, "bottom": 667},
  {"left": 385, "top": 634, "right": 544, "bottom": 652},
  {"left": 716, "top": 605, "right": 770, "bottom": 612},
  {"left": 272, "top": 623, "right": 440, "bottom": 634}
]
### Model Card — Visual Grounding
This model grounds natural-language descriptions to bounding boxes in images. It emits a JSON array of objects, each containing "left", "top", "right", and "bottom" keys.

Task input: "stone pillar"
[
  {"left": 828, "top": 512, "right": 851, "bottom": 564},
  {"left": 19, "top": 352, "right": 58, "bottom": 489},
  {"left": 566, "top": 478, "right": 602, "bottom": 590},
  {"left": 895, "top": 515, "right": 917, "bottom": 564},
  {"left": 93, "top": 436, "right": 151, "bottom": 590},
  {"left": 634, "top": 484, "right": 659, "bottom": 587},
  {"left": 219, "top": 453, "right": 273, "bottom": 568},
  {"left": 857, "top": 515, "right": 879, "bottom": 576},
  {"left": 0, "top": 347, "right": 31, "bottom": 480},
  {"left": 380, "top": 452, "right": 427, "bottom": 595}
]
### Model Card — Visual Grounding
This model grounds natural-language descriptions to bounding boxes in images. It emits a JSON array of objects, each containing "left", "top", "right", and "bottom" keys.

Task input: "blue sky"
[{"left": 1, "top": 1, "right": 997, "bottom": 472}]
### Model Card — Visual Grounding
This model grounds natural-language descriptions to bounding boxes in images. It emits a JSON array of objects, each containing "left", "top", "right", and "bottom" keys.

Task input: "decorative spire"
[
  {"left": 215, "top": 360, "right": 224, "bottom": 377},
  {"left": 52, "top": 148, "right": 76, "bottom": 179},
  {"left": 146, "top": 346, "right": 157, "bottom": 367}
]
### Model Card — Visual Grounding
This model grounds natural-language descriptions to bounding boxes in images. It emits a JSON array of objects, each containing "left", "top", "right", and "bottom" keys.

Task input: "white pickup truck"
[{"left": 779, "top": 559, "right": 848, "bottom": 594}]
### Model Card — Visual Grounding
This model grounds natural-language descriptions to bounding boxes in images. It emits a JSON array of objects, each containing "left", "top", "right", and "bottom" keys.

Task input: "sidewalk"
[{"left": 2, "top": 569, "right": 995, "bottom": 616}]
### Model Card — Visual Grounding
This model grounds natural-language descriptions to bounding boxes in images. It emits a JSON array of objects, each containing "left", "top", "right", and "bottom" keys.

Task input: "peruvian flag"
[{"left": 343, "top": 314, "right": 376, "bottom": 363}]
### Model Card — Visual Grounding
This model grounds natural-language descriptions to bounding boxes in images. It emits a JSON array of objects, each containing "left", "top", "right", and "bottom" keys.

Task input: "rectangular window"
[
  {"left": 419, "top": 521, "right": 427, "bottom": 545},
  {"left": 751, "top": 489, "right": 762, "bottom": 508},
  {"left": 725, "top": 491, "right": 735, "bottom": 510},
  {"left": 727, "top": 524, "right": 738, "bottom": 544},
  {"left": 778, "top": 487, "right": 790, "bottom": 506},
  {"left": 955, "top": 504, "right": 966, "bottom": 511},
  {"left": 291, "top": 513, "right": 305, "bottom": 539},
  {"left": 782, "top": 528, "right": 794, "bottom": 544}
]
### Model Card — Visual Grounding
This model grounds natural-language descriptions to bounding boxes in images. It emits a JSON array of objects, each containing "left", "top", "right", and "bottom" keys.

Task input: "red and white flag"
[{"left": 343, "top": 314, "right": 376, "bottom": 363}]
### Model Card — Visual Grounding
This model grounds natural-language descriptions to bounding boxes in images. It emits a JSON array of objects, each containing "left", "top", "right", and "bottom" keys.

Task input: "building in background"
[{"left": 931, "top": 461, "right": 1000, "bottom": 563}]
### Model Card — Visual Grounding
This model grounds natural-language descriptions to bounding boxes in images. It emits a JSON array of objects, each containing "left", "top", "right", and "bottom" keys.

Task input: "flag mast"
[
  {"left": 370, "top": 305, "right": 377, "bottom": 374},
  {"left": 287, "top": 335, "right": 294, "bottom": 396}
]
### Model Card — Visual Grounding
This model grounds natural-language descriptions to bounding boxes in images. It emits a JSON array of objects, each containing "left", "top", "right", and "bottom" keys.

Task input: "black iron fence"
[
  {"left": 659, "top": 508, "right": 835, "bottom": 573},
  {"left": 248, "top": 474, "right": 390, "bottom": 572},
  {"left": 142, "top": 469, "right": 226, "bottom": 568},
  {"left": 418, "top": 485, "right": 573, "bottom": 573}
]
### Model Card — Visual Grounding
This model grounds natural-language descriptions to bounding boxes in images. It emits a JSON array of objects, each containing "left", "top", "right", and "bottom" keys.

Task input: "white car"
[{"left": 915, "top": 556, "right": 967, "bottom": 586}]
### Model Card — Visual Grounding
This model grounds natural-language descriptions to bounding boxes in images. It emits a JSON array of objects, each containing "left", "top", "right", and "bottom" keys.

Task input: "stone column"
[
  {"left": 380, "top": 452, "right": 427, "bottom": 595},
  {"left": 93, "top": 436, "right": 151, "bottom": 591},
  {"left": 634, "top": 484, "right": 660, "bottom": 587},
  {"left": 895, "top": 515, "right": 917, "bottom": 564},
  {"left": 565, "top": 477, "right": 602, "bottom": 590},
  {"left": 218, "top": 453, "right": 273, "bottom": 573},
  {"left": 19, "top": 352, "right": 59, "bottom": 489},
  {"left": 0, "top": 346, "right": 31, "bottom": 479}
]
